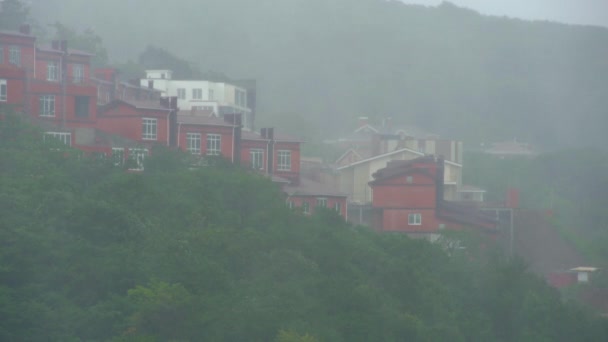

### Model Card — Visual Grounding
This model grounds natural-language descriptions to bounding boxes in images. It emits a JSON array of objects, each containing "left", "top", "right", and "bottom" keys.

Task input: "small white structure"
[
  {"left": 570, "top": 267, "right": 599, "bottom": 283},
  {"left": 142, "top": 70, "right": 252, "bottom": 129}
]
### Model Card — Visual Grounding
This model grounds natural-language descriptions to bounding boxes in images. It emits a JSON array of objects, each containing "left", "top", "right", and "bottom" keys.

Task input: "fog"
[{"left": 2, "top": 0, "right": 608, "bottom": 340}]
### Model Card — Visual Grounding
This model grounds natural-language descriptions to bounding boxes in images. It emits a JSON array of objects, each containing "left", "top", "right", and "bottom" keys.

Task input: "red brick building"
[{"left": 369, "top": 156, "right": 496, "bottom": 236}]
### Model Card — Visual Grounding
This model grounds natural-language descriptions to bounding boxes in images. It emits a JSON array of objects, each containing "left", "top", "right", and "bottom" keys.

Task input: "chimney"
[
  {"left": 19, "top": 24, "right": 31, "bottom": 35},
  {"left": 51, "top": 40, "right": 60, "bottom": 50},
  {"left": 371, "top": 133, "right": 381, "bottom": 156},
  {"left": 60, "top": 40, "right": 68, "bottom": 53},
  {"left": 261, "top": 127, "right": 267, "bottom": 139},
  {"left": 506, "top": 188, "right": 520, "bottom": 209}
]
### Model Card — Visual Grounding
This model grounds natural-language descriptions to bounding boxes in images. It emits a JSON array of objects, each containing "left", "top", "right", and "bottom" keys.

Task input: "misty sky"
[{"left": 400, "top": 0, "right": 608, "bottom": 27}]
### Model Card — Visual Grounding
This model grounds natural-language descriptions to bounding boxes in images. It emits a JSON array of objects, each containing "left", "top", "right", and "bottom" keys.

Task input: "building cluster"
[{"left": 0, "top": 25, "right": 347, "bottom": 219}]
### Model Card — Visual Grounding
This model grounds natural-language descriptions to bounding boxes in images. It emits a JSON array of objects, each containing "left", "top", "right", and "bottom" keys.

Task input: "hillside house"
[
  {"left": 369, "top": 156, "right": 496, "bottom": 238},
  {"left": 141, "top": 70, "right": 255, "bottom": 129}
]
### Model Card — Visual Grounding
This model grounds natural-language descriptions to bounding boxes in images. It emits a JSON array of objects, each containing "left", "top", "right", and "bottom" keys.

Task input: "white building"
[{"left": 142, "top": 70, "right": 253, "bottom": 129}]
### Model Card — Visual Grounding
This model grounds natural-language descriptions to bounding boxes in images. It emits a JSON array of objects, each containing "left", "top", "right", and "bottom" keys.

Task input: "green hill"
[{"left": 29, "top": 0, "right": 608, "bottom": 147}]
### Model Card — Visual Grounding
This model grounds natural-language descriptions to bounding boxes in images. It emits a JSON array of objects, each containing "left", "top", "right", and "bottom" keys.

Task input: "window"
[
  {"left": 250, "top": 149, "right": 264, "bottom": 170},
  {"left": 47, "top": 61, "right": 58, "bottom": 81},
  {"left": 406, "top": 176, "right": 413, "bottom": 184},
  {"left": 9, "top": 46, "right": 20, "bottom": 66},
  {"left": 73, "top": 64, "right": 84, "bottom": 83},
  {"left": 112, "top": 148, "right": 124, "bottom": 166},
  {"left": 142, "top": 118, "right": 157, "bottom": 140},
  {"left": 302, "top": 201, "right": 310, "bottom": 214},
  {"left": 408, "top": 213, "right": 422, "bottom": 226},
  {"left": 39, "top": 95, "right": 55, "bottom": 117},
  {"left": 177, "top": 88, "right": 186, "bottom": 100},
  {"left": 192, "top": 88, "right": 202, "bottom": 100},
  {"left": 316, "top": 198, "right": 327, "bottom": 208},
  {"left": 128, "top": 148, "right": 147, "bottom": 171},
  {"left": 44, "top": 132, "right": 71, "bottom": 146},
  {"left": 208, "top": 89, "right": 214, "bottom": 101},
  {"left": 75, "top": 96, "right": 90, "bottom": 118},
  {"left": 334, "top": 202, "right": 341, "bottom": 214},
  {"left": 0, "top": 79, "right": 6, "bottom": 102},
  {"left": 186, "top": 133, "right": 201, "bottom": 154},
  {"left": 287, "top": 200, "right": 294, "bottom": 209},
  {"left": 277, "top": 150, "right": 291, "bottom": 171},
  {"left": 206, "top": 134, "right": 221, "bottom": 155}
]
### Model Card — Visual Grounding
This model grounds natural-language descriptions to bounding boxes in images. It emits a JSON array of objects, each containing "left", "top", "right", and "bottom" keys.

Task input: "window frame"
[
  {"left": 177, "top": 88, "right": 186, "bottom": 100},
  {"left": 277, "top": 150, "right": 291, "bottom": 171},
  {"left": 0, "top": 79, "right": 6, "bottom": 102},
  {"left": 334, "top": 201, "right": 341, "bottom": 213},
  {"left": 316, "top": 197, "right": 327, "bottom": 208},
  {"left": 142, "top": 118, "right": 158, "bottom": 141},
  {"left": 208, "top": 89, "right": 214, "bottom": 101},
  {"left": 302, "top": 201, "right": 310, "bottom": 214},
  {"left": 9, "top": 46, "right": 20, "bottom": 66},
  {"left": 192, "top": 88, "right": 202, "bottom": 100},
  {"left": 112, "top": 148, "right": 125, "bottom": 166},
  {"left": 128, "top": 148, "right": 148, "bottom": 171},
  {"left": 408, "top": 213, "right": 422, "bottom": 226},
  {"left": 186, "top": 132, "right": 201, "bottom": 155},
  {"left": 72, "top": 64, "right": 84, "bottom": 83},
  {"left": 39, "top": 95, "right": 55, "bottom": 117},
  {"left": 250, "top": 148, "right": 264, "bottom": 170},
  {"left": 206, "top": 134, "right": 221, "bottom": 156},
  {"left": 47, "top": 61, "right": 59, "bottom": 81},
  {"left": 44, "top": 132, "right": 71, "bottom": 146}
]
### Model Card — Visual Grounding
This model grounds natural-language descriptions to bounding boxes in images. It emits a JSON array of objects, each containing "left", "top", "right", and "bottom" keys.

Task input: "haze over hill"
[{"left": 29, "top": 0, "right": 608, "bottom": 149}]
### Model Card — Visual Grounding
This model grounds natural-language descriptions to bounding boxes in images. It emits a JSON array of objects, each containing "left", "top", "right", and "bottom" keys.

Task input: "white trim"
[
  {"left": 337, "top": 147, "right": 462, "bottom": 170},
  {"left": 353, "top": 124, "right": 379, "bottom": 134}
]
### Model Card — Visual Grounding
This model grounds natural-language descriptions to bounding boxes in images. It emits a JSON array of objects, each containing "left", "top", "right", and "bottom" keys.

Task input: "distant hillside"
[{"left": 30, "top": 0, "right": 608, "bottom": 148}]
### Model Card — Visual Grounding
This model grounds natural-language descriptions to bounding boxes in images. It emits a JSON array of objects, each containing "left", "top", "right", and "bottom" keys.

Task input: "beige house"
[{"left": 336, "top": 147, "right": 462, "bottom": 204}]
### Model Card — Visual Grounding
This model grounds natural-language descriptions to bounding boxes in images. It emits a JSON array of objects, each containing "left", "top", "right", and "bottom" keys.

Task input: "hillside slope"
[{"left": 29, "top": 0, "right": 608, "bottom": 147}]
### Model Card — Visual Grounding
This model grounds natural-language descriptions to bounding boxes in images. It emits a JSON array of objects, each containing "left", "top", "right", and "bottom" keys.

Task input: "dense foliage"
[
  {"left": 27, "top": 0, "right": 608, "bottom": 148},
  {"left": 1, "top": 112, "right": 607, "bottom": 341},
  {"left": 464, "top": 151, "right": 608, "bottom": 267}
]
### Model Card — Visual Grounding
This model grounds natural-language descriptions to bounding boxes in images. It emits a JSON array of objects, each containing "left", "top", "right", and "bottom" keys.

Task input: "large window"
[
  {"left": 408, "top": 213, "right": 422, "bottom": 226},
  {"left": 250, "top": 149, "right": 264, "bottom": 170},
  {"left": 192, "top": 88, "right": 202, "bottom": 100},
  {"left": 302, "top": 201, "right": 310, "bottom": 214},
  {"left": 186, "top": 133, "right": 201, "bottom": 154},
  {"left": 47, "top": 61, "right": 59, "bottom": 81},
  {"left": 0, "top": 79, "right": 6, "bottom": 102},
  {"left": 334, "top": 202, "right": 341, "bottom": 214},
  {"left": 9, "top": 46, "right": 20, "bottom": 66},
  {"left": 39, "top": 95, "right": 55, "bottom": 117},
  {"left": 112, "top": 148, "right": 124, "bottom": 166},
  {"left": 208, "top": 89, "right": 214, "bottom": 101},
  {"left": 277, "top": 150, "right": 291, "bottom": 171},
  {"left": 44, "top": 132, "right": 71, "bottom": 146},
  {"left": 142, "top": 118, "right": 157, "bottom": 140},
  {"left": 316, "top": 198, "right": 327, "bottom": 208},
  {"left": 177, "top": 88, "right": 186, "bottom": 100},
  {"left": 206, "top": 134, "right": 221, "bottom": 155},
  {"left": 75, "top": 96, "right": 90, "bottom": 118},
  {"left": 128, "top": 148, "right": 148, "bottom": 171},
  {"left": 73, "top": 64, "right": 84, "bottom": 83}
]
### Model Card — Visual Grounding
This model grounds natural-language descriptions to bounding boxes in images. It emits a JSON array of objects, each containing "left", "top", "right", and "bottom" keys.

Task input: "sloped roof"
[
  {"left": 337, "top": 147, "right": 461, "bottom": 170},
  {"left": 241, "top": 129, "right": 304, "bottom": 143},
  {"left": 36, "top": 44, "right": 94, "bottom": 56},
  {"left": 177, "top": 112, "right": 234, "bottom": 127}
]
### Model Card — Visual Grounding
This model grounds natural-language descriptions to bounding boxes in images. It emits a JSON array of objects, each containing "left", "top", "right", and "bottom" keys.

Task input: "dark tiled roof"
[
  {"left": 0, "top": 29, "right": 35, "bottom": 38},
  {"left": 36, "top": 44, "right": 94, "bottom": 56},
  {"left": 177, "top": 112, "right": 233, "bottom": 126}
]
